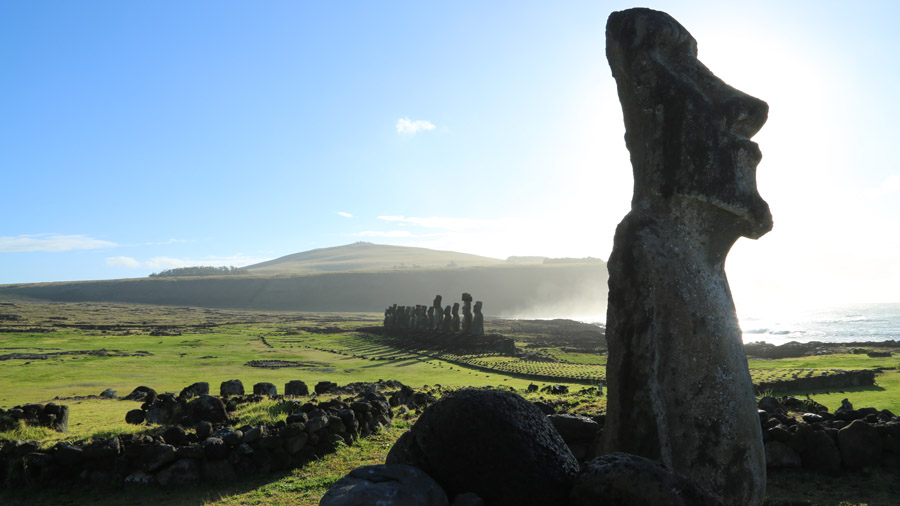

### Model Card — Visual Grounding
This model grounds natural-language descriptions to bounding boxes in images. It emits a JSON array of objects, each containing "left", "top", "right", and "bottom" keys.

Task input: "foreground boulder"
[
  {"left": 319, "top": 464, "right": 448, "bottom": 506},
  {"left": 569, "top": 453, "right": 722, "bottom": 506},
  {"left": 601, "top": 8, "right": 769, "bottom": 505},
  {"left": 386, "top": 389, "right": 578, "bottom": 506}
]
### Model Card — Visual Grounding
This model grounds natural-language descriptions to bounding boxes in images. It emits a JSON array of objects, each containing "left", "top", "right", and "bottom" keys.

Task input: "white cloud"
[
  {"left": 395, "top": 117, "right": 436, "bottom": 134},
  {"left": 0, "top": 234, "right": 116, "bottom": 253},
  {"left": 336, "top": 211, "right": 353, "bottom": 218},
  {"left": 106, "top": 256, "right": 141, "bottom": 268}
]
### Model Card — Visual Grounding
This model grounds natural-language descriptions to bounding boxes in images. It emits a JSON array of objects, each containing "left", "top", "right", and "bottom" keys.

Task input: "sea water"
[
  {"left": 575, "top": 303, "right": 900, "bottom": 346},
  {"left": 738, "top": 302, "right": 900, "bottom": 346}
]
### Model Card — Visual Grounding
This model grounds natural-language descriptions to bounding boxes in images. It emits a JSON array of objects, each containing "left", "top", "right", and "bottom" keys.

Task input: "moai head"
[
  {"left": 606, "top": 8, "right": 772, "bottom": 241},
  {"left": 427, "top": 306, "right": 434, "bottom": 317},
  {"left": 461, "top": 292, "right": 473, "bottom": 303},
  {"left": 474, "top": 301, "right": 483, "bottom": 314},
  {"left": 433, "top": 295, "right": 442, "bottom": 307},
  {"left": 444, "top": 305, "right": 452, "bottom": 317},
  {"left": 452, "top": 302, "right": 460, "bottom": 315}
]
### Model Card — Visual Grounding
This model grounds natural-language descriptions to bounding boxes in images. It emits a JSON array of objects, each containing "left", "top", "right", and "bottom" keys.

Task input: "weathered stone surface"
[
  {"left": 185, "top": 394, "right": 229, "bottom": 425},
  {"left": 285, "top": 380, "right": 309, "bottom": 396},
  {"left": 220, "top": 379, "right": 244, "bottom": 396},
  {"left": 125, "top": 409, "right": 145, "bottom": 425},
  {"left": 145, "top": 393, "right": 183, "bottom": 425},
  {"left": 253, "top": 382, "right": 277, "bottom": 396},
  {"left": 179, "top": 381, "right": 209, "bottom": 399},
  {"left": 838, "top": 419, "right": 882, "bottom": 469},
  {"left": 319, "top": 464, "right": 449, "bottom": 506},
  {"left": 99, "top": 388, "right": 117, "bottom": 399},
  {"left": 386, "top": 389, "right": 578, "bottom": 506},
  {"left": 123, "top": 386, "right": 157, "bottom": 402},
  {"left": 569, "top": 453, "right": 723, "bottom": 506},
  {"left": 601, "top": 8, "right": 769, "bottom": 506},
  {"left": 764, "top": 441, "right": 802, "bottom": 468},
  {"left": 156, "top": 458, "right": 200, "bottom": 486}
]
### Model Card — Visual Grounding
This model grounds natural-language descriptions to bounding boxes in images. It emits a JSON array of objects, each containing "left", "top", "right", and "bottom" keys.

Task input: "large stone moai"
[
  {"left": 601, "top": 8, "right": 771, "bottom": 506},
  {"left": 432, "top": 295, "right": 443, "bottom": 330},
  {"left": 472, "top": 301, "right": 484, "bottom": 336},
  {"left": 451, "top": 303, "right": 460, "bottom": 332},
  {"left": 460, "top": 293, "right": 473, "bottom": 333},
  {"left": 442, "top": 305, "right": 452, "bottom": 331}
]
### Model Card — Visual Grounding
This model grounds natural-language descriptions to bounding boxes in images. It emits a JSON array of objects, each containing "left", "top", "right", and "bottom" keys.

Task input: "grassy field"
[{"left": 3, "top": 300, "right": 900, "bottom": 505}]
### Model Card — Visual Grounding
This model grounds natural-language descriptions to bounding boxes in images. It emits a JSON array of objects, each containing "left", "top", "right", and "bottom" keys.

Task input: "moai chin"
[
  {"left": 460, "top": 293, "right": 473, "bottom": 334},
  {"left": 433, "top": 295, "right": 443, "bottom": 330},
  {"left": 601, "top": 8, "right": 771, "bottom": 506},
  {"left": 472, "top": 301, "right": 484, "bottom": 336}
]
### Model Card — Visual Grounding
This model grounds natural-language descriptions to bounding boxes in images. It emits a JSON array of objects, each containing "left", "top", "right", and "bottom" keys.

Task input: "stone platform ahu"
[{"left": 602, "top": 8, "right": 772, "bottom": 506}]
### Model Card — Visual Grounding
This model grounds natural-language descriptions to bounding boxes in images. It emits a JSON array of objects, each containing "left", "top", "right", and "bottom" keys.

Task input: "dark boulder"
[
  {"left": 285, "top": 380, "right": 309, "bottom": 396},
  {"left": 800, "top": 430, "right": 842, "bottom": 473},
  {"left": 186, "top": 394, "right": 229, "bottom": 425},
  {"left": 838, "top": 419, "right": 882, "bottom": 469},
  {"left": 764, "top": 441, "right": 802, "bottom": 468},
  {"left": 145, "top": 394, "right": 184, "bottom": 425},
  {"left": 156, "top": 458, "right": 200, "bottom": 486},
  {"left": 123, "top": 386, "right": 157, "bottom": 403},
  {"left": 220, "top": 379, "right": 245, "bottom": 396},
  {"left": 320, "top": 464, "right": 449, "bottom": 506},
  {"left": 315, "top": 381, "right": 338, "bottom": 395},
  {"left": 386, "top": 389, "right": 578, "bottom": 506},
  {"left": 179, "top": 382, "right": 209, "bottom": 399},
  {"left": 253, "top": 382, "right": 278, "bottom": 397},
  {"left": 125, "top": 409, "right": 145, "bottom": 425},
  {"left": 569, "top": 453, "right": 723, "bottom": 506}
]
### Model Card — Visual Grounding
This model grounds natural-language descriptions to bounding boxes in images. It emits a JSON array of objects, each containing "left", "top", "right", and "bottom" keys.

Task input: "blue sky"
[{"left": 2, "top": 1, "right": 899, "bottom": 313}]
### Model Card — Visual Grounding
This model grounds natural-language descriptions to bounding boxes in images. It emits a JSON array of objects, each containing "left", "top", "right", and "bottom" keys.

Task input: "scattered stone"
[
  {"left": 320, "top": 464, "right": 449, "bottom": 506},
  {"left": 179, "top": 381, "right": 209, "bottom": 399},
  {"left": 122, "top": 386, "right": 157, "bottom": 403},
  {"left": 124, "top": 409, "right": 145, "bottom": 425},
  {"left": 387, "top": 388, "right": 578, "bottom": 506},
  {"left": 253, "top": 382, "right": 278, "bottom": 397},
  {"left": 569, "top": 453, "right": 723, "bottom": 506},
  {"left": 285, "top": 380, "right": 309, "bottom": 396},
  {"left": 99, "top": 388, "right": 117, "bottom": 399},
  {"left": 838, "top": 419, "right": 882, "bottom": 469},
  {"left": 220, "top": 379, "right": 245, "bottom": 396}
]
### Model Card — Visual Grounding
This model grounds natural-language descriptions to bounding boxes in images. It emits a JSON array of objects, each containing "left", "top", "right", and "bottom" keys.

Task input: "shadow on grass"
[
  {"left": 0, "top": 471, "right": 300, "bottom": 506},
  {"left": 773, "top": 384, "right": 887, "bottom": 397}
]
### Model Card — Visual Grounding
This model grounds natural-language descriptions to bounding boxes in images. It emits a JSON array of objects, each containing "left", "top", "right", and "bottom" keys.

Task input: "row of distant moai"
[{"left": 384, "top": 293, "right": 484, "bottom": 336}]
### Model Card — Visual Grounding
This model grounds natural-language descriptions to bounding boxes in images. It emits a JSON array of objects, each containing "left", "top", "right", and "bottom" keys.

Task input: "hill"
[
  {"left": 0, "top": 244, "right": 608, "bottom": 318},
  {"left": 244, "top": 242, "right": 504, "bottom": 274}
]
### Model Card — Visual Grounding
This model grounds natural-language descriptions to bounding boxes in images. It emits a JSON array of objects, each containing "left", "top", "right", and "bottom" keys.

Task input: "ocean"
[{"left": 738, "top": 302, "right": 900, "bottom": 346}]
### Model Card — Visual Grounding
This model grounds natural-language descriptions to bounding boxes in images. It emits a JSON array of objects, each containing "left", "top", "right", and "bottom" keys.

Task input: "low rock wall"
[
  {"left": 0, "top": 393, "right": 392, "bottom": 489},
  {"left": 0, "top": 403, "right": 68, "bottom": 432},
  {"left": 754, "top": 369, "right": 876, "bottom": 394}
]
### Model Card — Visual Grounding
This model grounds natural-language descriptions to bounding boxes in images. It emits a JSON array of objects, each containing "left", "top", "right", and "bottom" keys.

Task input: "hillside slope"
[
  {"left": 244, "top": 242, "right": 504, "bottom": 274},
  {"left": 0, "top": 263, "right": 608, "bottom": 318}
]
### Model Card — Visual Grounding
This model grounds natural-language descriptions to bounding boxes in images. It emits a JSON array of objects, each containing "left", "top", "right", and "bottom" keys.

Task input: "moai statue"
[
  {"left": 601, "top": 9, "right": 771, "bottom": 506},
  {"left": 418, "top": 305, "right": 429, "bottom": 330},
  {"left": 442, "top": 305, "right": 452, "bottom": 331},
  {"left": 472, "top": 301, "right": 484, "bottom": 336},
  {"left": 427, "top": 306, "right": 435, "bottom": 330},
  {"left": 384, "top": 307, "right": 391, "bottom": 328},
  {"left": 407, "top": 306, "right": 415, "bottom": 329},
  {"left": 461, "top": 293, "right": 473, "bottom": 333},
  {"left": 432, "top": 295, "right": 443, "bottom": 330},
  {"left": 451, "top": 303, "right": 460, "bottom": 332}
]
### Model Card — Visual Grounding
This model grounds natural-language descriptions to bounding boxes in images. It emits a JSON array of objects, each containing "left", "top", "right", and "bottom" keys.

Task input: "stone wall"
[
  {"left": 0, "top": 392, "right": 392, "bottom": 489},
  {"left": 0, "top": 403, "right": 68, "bottom": 432}
]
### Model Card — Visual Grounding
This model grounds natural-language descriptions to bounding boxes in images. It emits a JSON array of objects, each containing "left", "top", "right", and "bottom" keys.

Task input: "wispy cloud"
[
  {"left": 0, "top": 234, "right": 116, "bottom": 253},
  {"left": 106, "top": 256, "right": 141, "bottom": 268},
  {"left": 336, "top": 211, "right": 353, "bottom": 218},
  {"left": 396, "top": 117, "right": 436, "bottom": 134}
]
